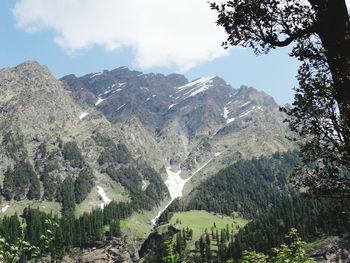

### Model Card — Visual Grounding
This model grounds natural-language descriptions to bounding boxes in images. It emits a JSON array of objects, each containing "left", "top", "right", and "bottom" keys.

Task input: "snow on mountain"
[
  {"left": 226, "top": 117, "right": 235, "bottom": 124},
  {"left": 241, "top": 101, "right": 251, "bottom": 107},
  {"left": 175, "top": 76, "right": 215, "bottom": 98},
  {"left": 1, "top": 205, "right": 10, "bottom": 213},
  {"left": 223, "top": 106, "right": 229, "bottom": 119},
  {"left": 239, "top": 106, "right": 263, "bottom": 118},
  {"left": 152, "top": 159, "right": 215, "bottom": 225},
  {"left": 79, "top": 112, "right": 89, "bottom": 120},
  {"left": 90, "top": 72, "right": 102, "bottom": 78},
  {"left": 176, "top": 76, "right": 215, "bottom": 91},
  {"left": 97, "top": 186, "right": 111, "bottom": 209},
  {"left": 95, "top": 97, "right": 105, "bottom": 106},
  {"left": 116, "top": 104, "right": 126, "bottom": 111},
  {"left": 100, "top": 83, "right": 126, "bottom": 96}
]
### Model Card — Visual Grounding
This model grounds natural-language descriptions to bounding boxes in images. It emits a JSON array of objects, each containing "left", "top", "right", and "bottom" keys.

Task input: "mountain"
[
  {"left": 0, "top": 61, "right": 168, "bottom": 217},
  {"left": 0, "top": 61, "right": 297, "bottom": 262},
  {"left": 61, "top": 67, "right": 292, "bottom": 185}
]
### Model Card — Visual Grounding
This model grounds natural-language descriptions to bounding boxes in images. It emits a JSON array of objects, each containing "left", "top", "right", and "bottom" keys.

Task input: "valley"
[{"left": 0, "top": 61, "right": 348, "bottom": 262}]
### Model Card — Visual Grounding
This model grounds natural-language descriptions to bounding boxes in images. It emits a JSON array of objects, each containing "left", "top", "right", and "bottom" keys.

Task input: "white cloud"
[{"left": 13, "top": 0, "right": 229, "bottom": 71}]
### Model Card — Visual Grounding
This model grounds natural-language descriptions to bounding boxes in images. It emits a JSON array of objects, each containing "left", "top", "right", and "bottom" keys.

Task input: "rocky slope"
[
  {"left": 62, "top": 67, "right": 293, "bottom": 190},
  {"left": 0, "top": 61, "right": 293, "bottom": 244},
  {"left": 0, "top": 61, "right": 168, "bottom": 217}
]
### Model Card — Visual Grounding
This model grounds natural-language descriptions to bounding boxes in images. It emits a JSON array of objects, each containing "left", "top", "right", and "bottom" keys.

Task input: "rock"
[
  {"left": 63, "top": 236, "right": 139, "bottom": 263},
  {"left": 308, "top": 236, "right": 350, "bottom": 263}
]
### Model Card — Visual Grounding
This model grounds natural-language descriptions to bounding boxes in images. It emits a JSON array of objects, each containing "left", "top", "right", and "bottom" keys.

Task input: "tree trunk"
[{"left": 317, "top": 0, "right": 350, "bottom": 160}]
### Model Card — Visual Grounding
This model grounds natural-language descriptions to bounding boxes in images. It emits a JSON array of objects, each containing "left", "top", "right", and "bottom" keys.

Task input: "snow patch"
[
  {"left": 79, "top": 112, "right": 89, "bottom": 120},
  {"left": 165, "top": 168, "right": 186, "bottom": 200},
  {"left": 151, "top": 167, "right": 185, "bottom": 225},
  {"left": 253, "top": 106, "right": 263, "bottom": 111},
  {"left": 241, "top": 101, "right": 251, "bottom": 107},
  {"left": 226, "top": 117, "right": 235, "bottom": 124},
  {"left": 90, "top": 72, "right": 102, "bottom": 78},
  {"left": 176, "top": 76, "right": 215, "bottom": 91},
  {"left": 97, "top": 186, "right": 111, "bottom": 209},
  {"left": 151, "top": 159, "right": 214, "bottom": 226},
  {"left": 117, "top": 104, "right": 126, "bottom": 111},
  {"left": 223, "top": 107, "right": 229, "bottom": 119},
  {"left": 103, "top": 83, "right": 126, "bottom": 95},
  {"left": 168, "top": 104, "right": 176, "bottom": 110},
  {"left": 95, "top": 97, "right": 105, "bottom": 106},
  {"left": 142, "top": 180, "right": 149, "bottom": 191},
  {"left": 239, "top": 110, "right": 253, "bottom": 118},
  {"left": 1, "top": 205, "right": 10, "bottom": 213}
]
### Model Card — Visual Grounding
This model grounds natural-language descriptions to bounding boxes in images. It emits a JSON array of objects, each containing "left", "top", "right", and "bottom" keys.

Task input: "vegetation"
[
  {"left": 94, "top": 132, "right": 131, "bottom": 165},
  {"left": 40, "top": 163, "right": 60, "bottom": 201},
  {"left": 211, "top": 0, "right": 350, "bottom": 194},
  {"left": 144, "top": 194, "right": 348, "bottom": 263},
  {"left": 94, "top": 133, "right": 168, "bottom": 210},
  {"left": 62, "top": 141, "right": 84, "bottom": 168},
  {"left": 2, "top": 131, "right": 27, "bottom": 161},
  {"left": 2, "top": 161, "right": 40, "bottom": 201},
  {"left": 228, "top": 195, "right": 350, "bottom": 260},
  {"left": 57, "top": 176, "right": 76, "bottom": 214},
  {"left": 0, "top": 200, "right": 133, "bottom": 261},
  {"left": 186, "top": 151, "right": 299, "bottom": 218},
  {"left": 240, "top": 229, "right": 314, "bottom": 263},
  {"left": 163, "top": 239, "right": 180, "bottom": 263},
  {"left": 167, "top": 210, "right": 247, "bottom": 242},
  {"left": 74, "top": 167, "right": 95, "bottom": 204},
  {"left": 144, "top": 151, "right": 349, "bottom": 262}
]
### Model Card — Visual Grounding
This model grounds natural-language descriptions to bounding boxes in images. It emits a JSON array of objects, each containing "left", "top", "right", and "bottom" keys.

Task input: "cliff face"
[
  {"left": 62, "top": 67, "right": 293, "bottom": 182},
  {"left": 0, "top": 61, "right": 168, "bottom": 217}
]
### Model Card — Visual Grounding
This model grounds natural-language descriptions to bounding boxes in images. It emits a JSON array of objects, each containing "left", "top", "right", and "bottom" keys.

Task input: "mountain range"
[{"left": 0, "top": 61, "right": 295, "bottom": 261}]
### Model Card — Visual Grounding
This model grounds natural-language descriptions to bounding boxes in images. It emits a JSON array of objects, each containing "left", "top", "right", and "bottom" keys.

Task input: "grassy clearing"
[
  {"left": 121, "top": 211, "right": 154, "bottom": 246},
  {"left": 166, "top": 210, "right": 248, "bottom": 247},
  {"left": 0, "top": 200, "right": 61, "bottom": 218}
]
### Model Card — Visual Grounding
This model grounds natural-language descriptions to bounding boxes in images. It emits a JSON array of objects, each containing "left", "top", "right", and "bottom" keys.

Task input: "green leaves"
[
  {"left": 241, "top": 229, "right": 315, "bottom": 263},
  {"left": 0, "top": 223, "right": 40, "bottom": 263},
  {"left": 163, "top": 239, "right": 180, "bottom": 263},
  {"left": 211, "top": 0, "right": 350, "bottom": 195}
]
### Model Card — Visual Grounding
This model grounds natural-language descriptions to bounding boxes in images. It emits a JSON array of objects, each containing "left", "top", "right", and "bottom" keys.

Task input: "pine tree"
[{"left": 59, "top": 176, "right": 76, "bottom": 214}]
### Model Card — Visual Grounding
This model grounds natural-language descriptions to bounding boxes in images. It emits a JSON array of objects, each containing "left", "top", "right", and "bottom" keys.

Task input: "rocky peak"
[
  {"left": 0, "top": 61, "right": 89, "bottom": 138},
  {"left": 234, "top": 85, "right": 278, "bottom": 109},
  {"left": 0, "top": 61, "right": 57, "bottom": 94},
  {"left": 165, "top": 73, "right": 188, "bottom": 86}
]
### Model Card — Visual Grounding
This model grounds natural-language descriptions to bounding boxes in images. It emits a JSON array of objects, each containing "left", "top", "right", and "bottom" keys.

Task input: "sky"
[{"left": 0, "top": 0, "right": 333, "bottom": 105}]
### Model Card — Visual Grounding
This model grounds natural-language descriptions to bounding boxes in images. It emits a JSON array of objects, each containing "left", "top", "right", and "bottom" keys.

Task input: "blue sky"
[{"left": 0, "top": 0, "right": 301, "bottom": 105}]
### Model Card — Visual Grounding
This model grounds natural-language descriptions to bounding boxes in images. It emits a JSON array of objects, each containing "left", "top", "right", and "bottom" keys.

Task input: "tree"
[
  {"left": 62, "top": 141, "right": 84, "bottom": 168},
  {"left": 240, "top": 229, "right": 314, "bottom": 263},
  {"left": 163, "top": 239, "right": 180, "bottom": 263},
  {"left": 74, "top": 167, "right": 94, "bottom": 204},
  {"left": 211, "top": 0, "right": 350, "bottom": 194},
  {"left": 58, "top": 176, "right": 76, "bottom": 214}
]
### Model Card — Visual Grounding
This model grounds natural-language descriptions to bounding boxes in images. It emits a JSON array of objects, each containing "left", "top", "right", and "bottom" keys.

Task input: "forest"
[{"left": 142, "top": 152, "right": 350, "bottom": 262}]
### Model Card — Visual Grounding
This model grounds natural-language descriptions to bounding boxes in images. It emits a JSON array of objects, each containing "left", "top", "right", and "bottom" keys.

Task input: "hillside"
[
  {"left": 0, "top": 61, "right": 168, "bottom": 218},
  {"left": 0, "top": 61, "right": 304, "bottom": 262},
  {"left": 62, "top": 67, "right": 293, "bottom": 191}
]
